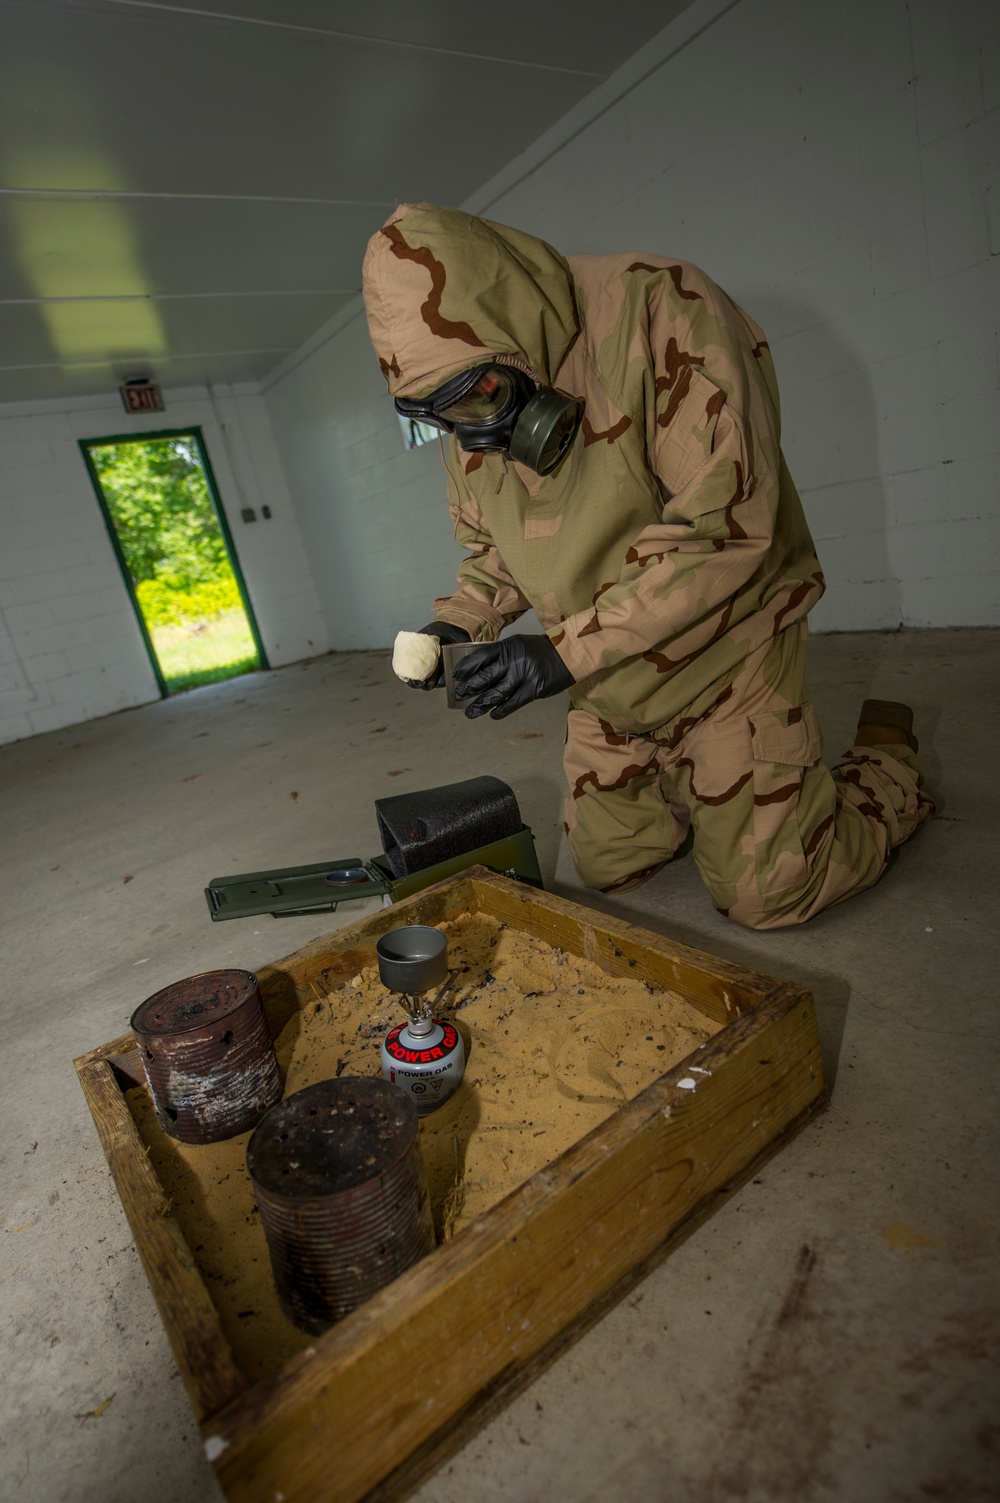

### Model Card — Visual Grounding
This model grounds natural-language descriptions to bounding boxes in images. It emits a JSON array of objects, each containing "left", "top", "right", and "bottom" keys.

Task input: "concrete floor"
[{"left": 2, "top": 628, "right": 998, "bottom": 1503}]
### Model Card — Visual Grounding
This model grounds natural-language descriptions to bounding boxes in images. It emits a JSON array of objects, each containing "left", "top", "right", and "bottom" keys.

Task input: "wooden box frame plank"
[{"left": 75, "top": 869, "right": 825, "bottom": 1503}]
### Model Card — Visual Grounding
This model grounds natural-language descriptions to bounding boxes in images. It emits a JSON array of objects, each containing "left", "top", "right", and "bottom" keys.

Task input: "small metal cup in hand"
[{"left": 441, "top": 641, "right": 481, "bottom": 709}]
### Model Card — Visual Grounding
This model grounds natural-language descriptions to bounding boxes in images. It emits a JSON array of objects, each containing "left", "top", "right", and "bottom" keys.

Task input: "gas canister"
[{"left": 380, "top": 1016, "right": 464, "bottom": 1117}]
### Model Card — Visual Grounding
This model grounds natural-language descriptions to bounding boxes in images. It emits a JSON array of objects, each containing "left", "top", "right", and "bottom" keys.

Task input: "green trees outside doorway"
[{"left": 83, "top": 431, "right": 265, "bottom": 693}]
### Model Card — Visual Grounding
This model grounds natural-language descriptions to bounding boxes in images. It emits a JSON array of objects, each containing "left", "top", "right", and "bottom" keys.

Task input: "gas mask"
[{"left": 394, "top": 363, "right": 583, "bottom": 476}]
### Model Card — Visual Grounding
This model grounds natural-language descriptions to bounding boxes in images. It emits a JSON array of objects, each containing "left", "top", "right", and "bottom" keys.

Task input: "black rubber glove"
[
  {"left": 451, "top": 635, "right": 575, "bottom": 720},
  {"left": 409, "top": 622, "right": 471, "bottom": 689}
]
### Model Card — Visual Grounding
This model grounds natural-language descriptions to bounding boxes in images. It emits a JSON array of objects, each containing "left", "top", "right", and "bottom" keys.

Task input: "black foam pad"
[{"left": 375, "top": 775, "right": 522, "bottom": 879}]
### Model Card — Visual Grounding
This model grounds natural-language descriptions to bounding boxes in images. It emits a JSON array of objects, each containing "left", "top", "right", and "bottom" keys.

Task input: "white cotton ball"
[{"left": 392, "top": 630, "right": 441, "bottom": 683}]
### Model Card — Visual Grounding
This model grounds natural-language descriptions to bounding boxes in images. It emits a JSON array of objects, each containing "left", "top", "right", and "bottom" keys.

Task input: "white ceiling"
[{"left": 0, "top": 0, "right": 689, "bottom": 403}]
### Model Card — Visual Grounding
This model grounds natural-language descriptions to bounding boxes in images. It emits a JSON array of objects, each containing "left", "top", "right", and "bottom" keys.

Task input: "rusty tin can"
[
  {"left": 130, "top": 968, "right": 281, "bottom": 1144},
  {"left": 246, "top": 1077, "right": 435, "bottom": 1334}
]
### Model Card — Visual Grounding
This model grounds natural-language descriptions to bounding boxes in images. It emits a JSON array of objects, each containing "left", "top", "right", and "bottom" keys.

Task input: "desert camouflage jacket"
[{"left": 362, "top": 203, "right": 824, "bottom": 735}]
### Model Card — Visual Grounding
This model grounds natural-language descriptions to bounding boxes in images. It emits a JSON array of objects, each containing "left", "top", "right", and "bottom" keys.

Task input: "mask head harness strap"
[{"left": 394, "top": 362, "right": 582, "bottom": 476}]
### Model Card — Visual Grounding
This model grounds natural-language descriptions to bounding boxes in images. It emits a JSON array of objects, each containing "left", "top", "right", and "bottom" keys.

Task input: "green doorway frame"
[{"left": 79, "top": 425, "right": 269, "bottom": 697}]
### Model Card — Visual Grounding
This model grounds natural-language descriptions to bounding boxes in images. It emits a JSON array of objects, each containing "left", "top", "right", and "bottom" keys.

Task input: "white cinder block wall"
[
  {"left": 263, "top": 312, "right": 473, "bottom": 651},
  {"left": 263, "top": 0, "right": 999, "bottom": 648},
  {"left": 0, "top": 385, "right": 327, "bottom": 745}
]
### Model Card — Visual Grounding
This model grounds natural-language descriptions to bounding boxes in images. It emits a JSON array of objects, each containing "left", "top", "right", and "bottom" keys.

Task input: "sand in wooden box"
[{"left": 126, "top": 910, "right": 721, "bottom": 1383}]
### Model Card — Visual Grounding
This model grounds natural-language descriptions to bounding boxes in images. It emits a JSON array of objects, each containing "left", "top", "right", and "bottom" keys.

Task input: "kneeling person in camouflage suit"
[{"left": 362, "top": 203, "right": 934, "bottom": 931}]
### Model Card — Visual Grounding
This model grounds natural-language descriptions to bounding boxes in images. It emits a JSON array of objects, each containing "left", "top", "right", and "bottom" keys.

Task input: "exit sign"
[{"left": 120, "top": 381, "right": 165, "bottom": 414}]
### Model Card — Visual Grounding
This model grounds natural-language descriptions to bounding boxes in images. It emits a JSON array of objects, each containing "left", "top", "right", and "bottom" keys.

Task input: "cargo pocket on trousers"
[{"left": 749, "top": 703, "right": 823, "bottom": 900}]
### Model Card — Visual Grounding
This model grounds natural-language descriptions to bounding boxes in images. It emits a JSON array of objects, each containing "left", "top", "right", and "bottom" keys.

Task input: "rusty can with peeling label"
[
  {"left": 247, "top": 1077, "right": 435, "bottom": 1334},
  {"left": 130, "top": 968, "right": 282, "bottom": 1143}
]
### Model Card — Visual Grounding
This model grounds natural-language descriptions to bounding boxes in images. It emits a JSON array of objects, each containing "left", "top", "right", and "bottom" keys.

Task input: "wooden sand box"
[
  {"left": 78, "top": 869, "right": 826, "bottom": 1503},
  {"left": 128, "top": 910, "right": 720, "bottom": 1381}
]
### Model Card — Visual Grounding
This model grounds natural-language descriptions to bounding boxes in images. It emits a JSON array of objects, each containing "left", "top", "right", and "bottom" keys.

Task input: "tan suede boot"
[{"left": 856, "top": 698, "right": 918, "bottom": 752}]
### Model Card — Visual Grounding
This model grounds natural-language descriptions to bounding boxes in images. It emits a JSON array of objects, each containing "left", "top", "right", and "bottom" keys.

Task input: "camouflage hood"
[{"left": 362, "top": 202, "right": 580, "bottom": 398}]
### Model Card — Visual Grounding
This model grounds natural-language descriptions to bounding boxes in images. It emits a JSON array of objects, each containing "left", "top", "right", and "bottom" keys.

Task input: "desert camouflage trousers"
[{"left": 563, "top": 622, "right": 935, "bottom": 930}]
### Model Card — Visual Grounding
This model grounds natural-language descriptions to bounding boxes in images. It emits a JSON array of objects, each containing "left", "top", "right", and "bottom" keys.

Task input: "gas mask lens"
[
  {"left": 435, "top": 368, "right": 519, "bottom": 427},
  {"left": 394, "top": 364, "right": 523, "bottom": 432}
]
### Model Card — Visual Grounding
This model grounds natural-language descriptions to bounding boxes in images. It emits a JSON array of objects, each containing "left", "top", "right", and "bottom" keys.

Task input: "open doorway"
[{"left": 81, "top": 427, "right": 267, "bottom": 694}]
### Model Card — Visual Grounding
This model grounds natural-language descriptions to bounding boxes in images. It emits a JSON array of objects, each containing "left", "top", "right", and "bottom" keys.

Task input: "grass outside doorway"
[{"left": 151, "top": 609, "right": 261, "bottom": 692}]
